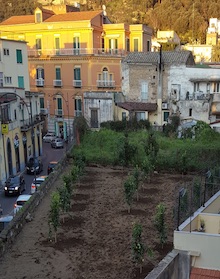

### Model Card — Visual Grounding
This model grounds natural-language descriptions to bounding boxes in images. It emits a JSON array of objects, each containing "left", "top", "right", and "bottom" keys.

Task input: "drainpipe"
[{"left": 157, "top": 45, "right": 163, "bottom": 126}]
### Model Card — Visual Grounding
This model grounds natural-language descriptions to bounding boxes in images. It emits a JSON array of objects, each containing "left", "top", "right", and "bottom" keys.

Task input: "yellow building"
[{"left": 0, "top": 4, "right": 152, "bottom": 135}]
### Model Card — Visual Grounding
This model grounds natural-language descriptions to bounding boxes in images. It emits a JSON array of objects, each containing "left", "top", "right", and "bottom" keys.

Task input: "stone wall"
[{"left": 0, "top": 156, "right": 68, "bottom": 258}]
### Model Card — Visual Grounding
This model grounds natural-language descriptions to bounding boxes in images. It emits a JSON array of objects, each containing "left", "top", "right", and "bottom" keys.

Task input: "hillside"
[{"left": 1, "top": 0, "right": 220, "bottom": 44}]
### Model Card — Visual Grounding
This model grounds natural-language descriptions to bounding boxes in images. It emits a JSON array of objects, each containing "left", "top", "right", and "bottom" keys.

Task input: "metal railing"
[{"left": 27, "top": 48, "right": 127, "bottom": 57}]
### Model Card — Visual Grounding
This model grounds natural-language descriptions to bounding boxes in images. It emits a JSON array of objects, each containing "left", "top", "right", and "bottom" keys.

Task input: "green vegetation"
[
  {"left": 154, "top": 203, "right": 167, "bottom": 248},
  {"left": 72, "top": 121, "right": 220, "bottom": 173}
]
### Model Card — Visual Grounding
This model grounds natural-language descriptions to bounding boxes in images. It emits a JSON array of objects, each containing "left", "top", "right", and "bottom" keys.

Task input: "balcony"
[
  {"left": 40, "top": 108, "right": 48, "bottom": 115},
  {"left": 27, "top": 48, "right": 127, "bottom": 57},
  {"left": 212, "top": 92, "right": 220, "bottom": 103},
  {"left": 55, "top": 109, "right": 63, "bottom": 117},
  {"left": 97, "top": 80, "right": 115, "bottom": 88},
  {"left": 20, "top": 114, "right": 44, "bottom": 132},
  {"left": 73, "top": 80, "right": 82, "bottom": 88},
  {"left": 53, "top": 80, "right": 62, "bottom": 87},
  {"left": 35, "top": 79, "right": 44, "bottom": 87}
]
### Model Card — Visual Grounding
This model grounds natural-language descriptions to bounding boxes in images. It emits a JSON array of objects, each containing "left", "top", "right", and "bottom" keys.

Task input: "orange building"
[{"left": 0, "top": 4, "right": 152, "bottom": 138}]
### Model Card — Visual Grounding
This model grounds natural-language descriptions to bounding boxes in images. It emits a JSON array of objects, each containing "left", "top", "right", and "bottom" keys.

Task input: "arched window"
[{"left": 97, "top": 67, "right": 114, "bottom": 88}]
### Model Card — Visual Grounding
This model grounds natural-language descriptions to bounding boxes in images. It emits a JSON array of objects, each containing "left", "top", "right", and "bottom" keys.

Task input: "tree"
[
  {"left": 57, "top": 185, "right": 71, "bottom": 223},
  {"left": 48, "top": 191, "right": 60, "bottom": 243},
  {"left": 124, "top": 175, "right": 135, "bottom": 213},
  {"left": 132, "top": 166, "right": 141, "bottom": 201},
  {"left": 118, "top": 132, "right": 137, "bottom": 167},
  {"left": 154, "top": 203, "right": 167, "bottom": 248},
  {"left": 132, "top": 223, "right": 145, "bottom": 273}
]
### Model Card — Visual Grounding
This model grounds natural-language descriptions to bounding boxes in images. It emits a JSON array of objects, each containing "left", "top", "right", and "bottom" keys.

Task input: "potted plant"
[{"left": 199, "top": 218, "right": 205, "bottom": 232}]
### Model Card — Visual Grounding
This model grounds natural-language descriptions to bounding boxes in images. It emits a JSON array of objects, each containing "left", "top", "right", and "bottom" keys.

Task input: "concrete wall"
[{"left": 145, "top": 250, "right": 190, "bottom": 279}]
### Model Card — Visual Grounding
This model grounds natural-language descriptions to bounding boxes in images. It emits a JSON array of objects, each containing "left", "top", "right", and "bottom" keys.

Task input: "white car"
[
  {"left": 31, "top": 175, "right": 48, "bottom": 194},
  {"left": 43, "top": 133, "right": 56, "bottom": 143},
  {"left": 14, "top": 194, "right": 32, "bottom": 215}
]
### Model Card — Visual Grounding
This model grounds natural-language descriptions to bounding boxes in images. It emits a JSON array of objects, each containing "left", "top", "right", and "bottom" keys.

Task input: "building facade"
[
  {"left": 0, "top": 4, "right": 152, "bottom": 135},
  {"left": 0, "top": 39, "right": 43, "bottom": 183},
  {"left": 120, "top": 50, "right": 220, "bottom": 127}
]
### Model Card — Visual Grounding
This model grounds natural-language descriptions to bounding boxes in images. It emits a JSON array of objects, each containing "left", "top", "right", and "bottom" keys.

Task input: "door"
[{"left": 91, "top": 109, "right": 98, "bottom": 128}]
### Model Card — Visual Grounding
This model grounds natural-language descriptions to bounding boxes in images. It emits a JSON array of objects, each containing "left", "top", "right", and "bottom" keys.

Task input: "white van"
[{"left": 14, "top": 194, "right": 32, "bottom": 215}]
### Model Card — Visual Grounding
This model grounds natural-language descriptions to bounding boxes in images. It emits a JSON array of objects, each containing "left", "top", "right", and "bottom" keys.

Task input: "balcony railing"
[
  {"left": 97, "top": 80, "right": 115, "bottom": 88},
  {"left": 53, "top": 80, "right": 62, "bottom": 87},
  {"left": 73, "top": 80, "right": 82, "bottom": 88},
  {"left": 35, "top": 79, "right": 44, "bottom": 87},
  {"left": 55, "top": 109, "right": 63, "bottom": 116},
  {"left": 40, "top": 108, "right": 48, "bottom": 115},
  {"left": 27, "top": 48, "right": 127, "bottom": 57},
  {"left": 20, "top": 114, "right": 44, "bottom": 131}
]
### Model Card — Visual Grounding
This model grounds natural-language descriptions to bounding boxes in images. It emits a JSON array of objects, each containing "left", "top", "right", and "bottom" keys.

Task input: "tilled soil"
[{"left": 0, "top": 165, "right": 195, "bottom": 279}]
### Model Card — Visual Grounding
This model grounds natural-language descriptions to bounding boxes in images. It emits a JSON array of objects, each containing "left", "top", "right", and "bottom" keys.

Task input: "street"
[{"left": 0, "top": 142, "right": 66, "bottom": 216}]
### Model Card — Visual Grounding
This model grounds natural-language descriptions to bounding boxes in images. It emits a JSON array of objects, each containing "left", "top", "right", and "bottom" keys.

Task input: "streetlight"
[{"left": 177, "top": 187, "right": 186, "bottom": 231}]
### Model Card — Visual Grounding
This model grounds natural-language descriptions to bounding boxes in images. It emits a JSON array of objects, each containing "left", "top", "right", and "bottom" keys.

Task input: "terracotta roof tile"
[
  {"left": 190, "top": 267, "right": 220, "bottom": 279},
  {"left": 44, "top": 10, "right": 102, "bottom": 22},
  {"left": 0, "top": 10, "right": 102, "bottom": 25},
  {"left": 0, "top": 15, "right": 35, "bottom": 25},
  {"left": 116, "top": 102, "right": 157, "bottom": 112}
]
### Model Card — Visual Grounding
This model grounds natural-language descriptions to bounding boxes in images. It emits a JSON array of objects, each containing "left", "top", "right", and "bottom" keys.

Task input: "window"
[
  {"left": 36, "top": 38, "right": 42, "bottom": 54},
  {"left": 18, "top": 76, "right": 24, "bottom": 88},
  {"left": 57, "top": 98, "right": 62, "bottom": 116},
  {"left": 35, "top": 12, "right": 42, "bottom": 23},
  {"left": 3, "top": 48, "right": 9, "bottom": 55},
  {"left": 73, "top": 36, "right": 80, "bottom": 55},
  {"left": 4, "top": 76, "right": 12, "bottom": 84},
  {"left": 109, "top": 39, "right": 118, "bottom": 54},
  {"left": 207, "top": 83, "right": 210, "bottom": 92},
  {"left": 194, "top": 82, "right": 200, "bottom": 92},
  {"left": 136, "top": 112, "right": 145, "bottom": 121},
  {"left": 37, "top": 67, "right": 44, "bottom": 79},
  {"left": 54, "top": 37, "right": 60, "bottom": 55},
  {"left": 75, "top": 98, "right": 82, "bottom": 116},
  {"left": 134, "top": 38, "right": 138, "bottom": 52},
  {"left": 40, "top": 98, "right": 44, "bottom": 109},
  {"left": 74, "top": 67, "right": 81, "bottom": 87},
  {"left": 101, "top": 38, "right": 104, "bottom": 52},
  {"left": 122, "top": 112, "right": 126, "bottom": 120},
  {"left": 0, "top": 72, "right": 3, "bottom": 87},
  {"left": 189, "top": 108, "right": 192, "bottom": 117},
  {"left": 126, "top": 38, "right": 130, "bottom": 52},
  {"left": 163, "top": 111, "right": 169, "bottom": 122},
  {"left": 147, "top": 40, "right": 150, "bottom": 51},
  {"left": 141, "top": 82, "right": 148, "bottom": 101},
  {"left": 98, "top": 67, "right": 114, "bottom": 87},
  {"left": 213, "top": 82, "right": 220, "bottom": 93},
  {"left": 55, "top": 67, "right": 61, "bottom": 80},
  {"left": 16, "top": 49, "right": 23, "bottom": 64},
  {"left": 14, "top": 109, "right": 17, "bottom": 120}
]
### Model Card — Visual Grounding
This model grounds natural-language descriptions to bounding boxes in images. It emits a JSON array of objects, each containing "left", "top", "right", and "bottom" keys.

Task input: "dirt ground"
[{"left": 0, "top": 165, "right": 195, "bottom": 279}]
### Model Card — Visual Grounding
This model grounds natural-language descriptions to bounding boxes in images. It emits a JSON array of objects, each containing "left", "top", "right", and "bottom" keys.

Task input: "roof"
[
  {"left": 190, "top": 267, "right": 220, "bottom": 279},
  {"left": 0, "top": 10, "right": 103, "bottom": 25},
  {"left": 45, "top": 10, "right": 103, "bottom": 22},
  {"left": 116, "top": 102, "right": 157, "bottom": 112},
  {"left": 122, "top": 51, "right": 195, "bottom": 65}
]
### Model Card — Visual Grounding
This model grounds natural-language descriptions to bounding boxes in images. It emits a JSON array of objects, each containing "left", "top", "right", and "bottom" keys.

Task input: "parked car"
[
  {"left": 43, "top": 133, "right": 56, "bottom": 143},
  {"left": 31, "top": 175, "right": 48, "bottom": 194},
  {"left": 14, "top": 194, "right": 32, "bottom": 215},
  {"left": 4, "top": 174, "right": 26, "bottom": 196},
  {"left": 47, "top": 161, "right": 58, "bottom": 175},
  {"left": 51, "top": 138, "right": 64, "bottom": 149},
  {"left": 0, "top": 215, "right": 13, "bottom": 233},
  {"left": 26, "top": 157, "right": 43, "bottom": 175}
]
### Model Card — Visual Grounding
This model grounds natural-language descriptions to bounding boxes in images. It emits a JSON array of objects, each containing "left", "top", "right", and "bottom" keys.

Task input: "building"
[
  {"left": 120, "top": 50, "right": 220, "bottom": 127},
  {"left": 0, "top": 39, "right": 43, "bottom": 183},
  {"left": 0, "top": 4, "right": 152, "bottom": 135}
]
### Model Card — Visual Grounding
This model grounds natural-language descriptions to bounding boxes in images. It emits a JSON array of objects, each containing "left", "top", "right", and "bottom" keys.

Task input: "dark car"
[
  {"left": 47, "top": 161, "right": 58, "bottom": 175},
  {"left": 4, "top": 174, "right": 26, "bottom": 196},
  {"left": 26, "top": 157, "right": 43, "bottom": 175}
]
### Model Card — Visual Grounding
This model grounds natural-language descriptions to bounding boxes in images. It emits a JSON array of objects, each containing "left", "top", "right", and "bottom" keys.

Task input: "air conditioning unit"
[{"left": 162, "top": 103, "right": 168, "bottom": 110}]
